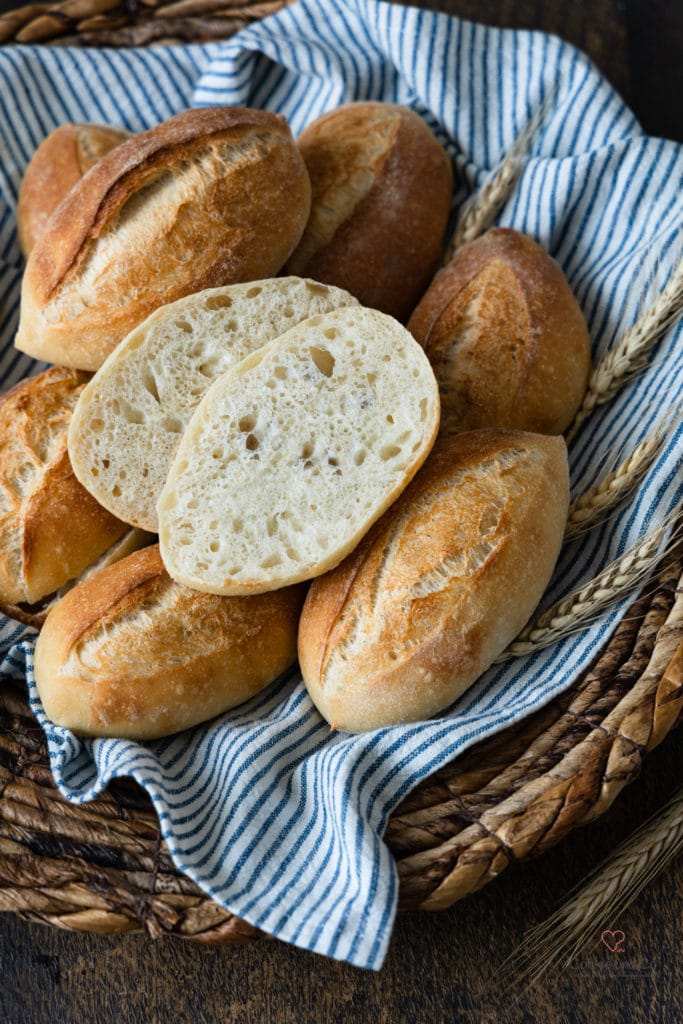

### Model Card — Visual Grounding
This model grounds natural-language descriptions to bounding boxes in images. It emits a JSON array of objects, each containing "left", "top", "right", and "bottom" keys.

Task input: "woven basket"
[{"left": 1, "top": 0, "right": 682, "bottom": 944}]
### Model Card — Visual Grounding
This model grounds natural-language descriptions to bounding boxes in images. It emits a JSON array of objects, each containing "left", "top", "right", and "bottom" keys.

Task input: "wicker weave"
[{"left": 0, "top": 0, "right": 682, "bottom": 945}]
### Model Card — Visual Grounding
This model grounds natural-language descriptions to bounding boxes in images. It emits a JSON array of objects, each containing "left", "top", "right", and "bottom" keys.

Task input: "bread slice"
[
  {"left": 68, "top": 278, "right": 358, "bottom": 532},
  {"left": 158, "top": 307, "right": 440, "bottom": 595}
]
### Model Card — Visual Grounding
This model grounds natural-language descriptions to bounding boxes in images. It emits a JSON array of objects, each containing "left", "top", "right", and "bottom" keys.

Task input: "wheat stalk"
[
  {"left": 497, "top": 785, "right": 683, "bottom": 998},
  {"left": 565, "top": 428, "right": 670, "bottom": 539},
  {"left": 444, "top": 90, "right": 557, "bottom": 261},
  {"left": 566, "top": 257, "right": 683, "bottom": 444},
  {"left": 497, "top": 505, "right": 682, "bottom": 660}
]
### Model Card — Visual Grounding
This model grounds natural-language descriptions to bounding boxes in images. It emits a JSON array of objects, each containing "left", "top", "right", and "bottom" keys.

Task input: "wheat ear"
[
  {"left": 497, "top": 782, "right": 683, "bottom": 998},
  {"left": 497, "top": 505, "right": 682, "bottom": 660},
  {"left": 565, "top": 427, "right": 670, "bottom": 539},
  {"left": 566, "top": 258, "right": 683, "bottom": 444},
  {"left": 444, "top": 90, "right": 556, "bottom": 261}
]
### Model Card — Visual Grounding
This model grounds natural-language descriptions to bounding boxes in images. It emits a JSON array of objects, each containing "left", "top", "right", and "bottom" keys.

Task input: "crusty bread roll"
[
  {"left": 15, "top": 107, "right": 311, "bottom": 371},
  {"left": 17, "top": 123, "right": 131, "bottom": 256},
  {"left": 407, "top": 228, "right": 591, "bottom": 436},
  {"left": 287, "top": 103, "right": 453, "bottom": 321},
  {"left": 1, "top": 527, "right": 154, "bottom": 628},
  {"left": 34, "top": 546, "right": 306, "bottom": 739},
  {"left": 0, "top": 367, "right": 129, "bottom": 610},
  {"left": 68, "top": 278, "right": 358, "bottom": 533},
  {"left": 298, "top": 430, "right": 569, "bottom": 732},
  {"left": 158, "top": 306, "right": 440, "bottom": 596}
]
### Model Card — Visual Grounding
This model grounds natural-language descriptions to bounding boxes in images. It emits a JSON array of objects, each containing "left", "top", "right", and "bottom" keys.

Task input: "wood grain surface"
[{"left": 1, "top": 1, "right": 682, "bottom": 1022}]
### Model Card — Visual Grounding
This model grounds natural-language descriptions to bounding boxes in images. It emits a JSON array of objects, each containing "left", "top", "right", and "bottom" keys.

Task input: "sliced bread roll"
[
  {"left": 34, "top": 545, "right": 306, "bottom": 739},
  {"left": 408, "top": 228, "right": 591, "bottom": 435},
  {"left": 15, "top": 107, "right": 311, "bottom": 370},
  {"left": 67, "top": 278, "right": 358, "bottom": 532},
  {"left": 17, "top": 122, "right": 131, "bottom": 256},
  {"left": 0, "top": 367, "right": 129, "bottom": 611},
  {"left": 298, "top": 430, "right": 569, "bottom": 732},
  {"left": 158, "top": 307, "right": 440, "bottom": 595}
]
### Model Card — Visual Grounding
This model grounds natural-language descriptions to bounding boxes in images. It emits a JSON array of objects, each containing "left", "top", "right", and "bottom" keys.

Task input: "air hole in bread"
[
  {"left": 187, "top": 498, "right": 198, "bottom": 509},
  {"left": 328, "top": 456, "right": 339, "bottom": 467},
  {"left": 246, "top": 287, "right": 262, "bottom": 298},
  {"left": 118, "top": 470, "right": 127, "bottom": 480},
  {"left": 175, "top": 320, "right": 193, "bottom": 334},
  {"left": 122, "top": 404, "right": 144, "bottom": 425},
  {"left": 90, "top": 418, "right": 104, "bottom": 432},
  {"left": 233, "top": 518, "right": 243, "bottom": 533},
  {"left": 324, "top": 328, "right": 337, "bottom": 340},
  {"left": 354, "top": 450, "right": 367, "bottom": 466},
  {"left": 228, "top": 567, "right": 240, "bottom": 576},
  {"left": 91, "top": 467, "right": 99, "bottom": 477},
  {"left": 419, "top": 398, "right": 428, "bottom": 421},
  {"left": 209, "top": 540, "right": 220, "bottom": 553},
  {"left": 367, "top": 373, "right": 377, "bottom": 386},
  {"left": 112, "top": 484, "right": 121, "bottom": 497},
  {"left": 239, "top": 414, "right": 257, "bottom": 433},
  {"left": 267, "top": 517, "right": 277, "bottom": 537},
  {"left": 162, "top": 416, "right": 183, "bottom": 434},
  {"left": 212, "top": 448, "right": 223, "bottom": 460},
  {"left": 307, "top": 316, "right": 323, "bottom": 327},
  {"left": 141, "top": 367, "right": 160, "bottom": 403},
  {"left": 102, "top": 458, "right": 110, "bottom": 469},
  {"left": 225, "top": 320, "right": 238, "bottom": 332},
  {"left": 274, "top": 366, "right": 287, "bottom": 380},
  {"left": 412, "top": 368, "right": 420, "bottom": 378},
  {"left": 205, "top": 294, "right": 233, "bottom": 310},
  {"left": 245, "top": 433, "right": 259, "bottom": 452},
  {"left": 286, "top": 547, "right": 299, "bottom": 561},
  {"left": 261, "top": 553, "right": 281, "bottom": 568},
  {"left": 284, "top": 307, "right": 294, "bottom": 318},
  {"left": 199, "top": 356, "right": 221, "bottom": 377},
  {"left": 305, "top": 281, "right": 329, "bottom": 295},
  {"left": 142, "top": 467, "right": 149, "bottom": 478},
  {"left": 180, "top": 537, "right": 191, "bottom": 546},
  {"left": 387, "top": 414, "right": 394, "bottom": 424},
  {"left": 309, "top": 346, "right": 335, "bottom": 378},
  {"left": 380, "top": 445, "right": 401, "bottom": 461},
  {"left": 301, "top": 441, "right": 314, "bottom": 459}
]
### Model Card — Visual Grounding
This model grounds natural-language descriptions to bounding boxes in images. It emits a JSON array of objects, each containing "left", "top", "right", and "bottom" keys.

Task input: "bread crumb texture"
[
  {"left": 158, "top": 306, "right": 440, "bottom": 594},
  {"left": 68, "top": 278, "right": 357, "bottom": 532}
]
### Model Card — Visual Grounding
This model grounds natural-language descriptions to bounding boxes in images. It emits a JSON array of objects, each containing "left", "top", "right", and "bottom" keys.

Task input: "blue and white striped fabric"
[{"left": 1, "top": 0, "right": 682, "bottom": 969}]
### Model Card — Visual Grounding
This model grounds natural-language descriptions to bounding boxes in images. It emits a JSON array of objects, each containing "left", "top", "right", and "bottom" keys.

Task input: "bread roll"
[
  {"left": 407, "top": 229, "right": 591, "bottom": 435},
  {"left": 1, "top": 527, "right": 154, "bottom": 628},
  {"left": 15, "top": 107, "right": 311, "bottom": 371},
  {"left": 0, "top": 367, "right": 129, "bottom": 610},
  {"left": 17, "top": 123, "right": 131, "bottom": 256},
  {"left": 68, "top": 278, "right": 358, "bottom": 532},
  {"left": 287, "top": 103, "right": 453, "bottom": 321},
  {"left": 298, "top": 430, "right": 569, "bottom": 732},
  {"left": 158, "top": 306, "right": 440, "bottom": 596},
  {"left": 34, "top": 546, "right": 306, "bottom": 739}
]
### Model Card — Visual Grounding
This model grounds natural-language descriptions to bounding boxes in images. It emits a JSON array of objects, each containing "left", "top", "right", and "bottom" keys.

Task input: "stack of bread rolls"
[{"left": 2, "top": 102, "right": 591, "bottom": 738}]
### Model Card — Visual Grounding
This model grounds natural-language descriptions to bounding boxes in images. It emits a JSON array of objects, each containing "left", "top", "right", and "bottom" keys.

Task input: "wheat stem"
[
  {"left": 498, "top": 506, "right": 681, "bottom": 660},
  {"left": 565, "top": 429, "right": 668, "bottom": 539},
  {"left": 444, "top": 91, "right": 556, "bottom": 261},
  {"left": 497, "top": 785, "right": 683, "bottom": 998},
  {"left": 566, "top": 259, "right": 683, "bottom": 444}
]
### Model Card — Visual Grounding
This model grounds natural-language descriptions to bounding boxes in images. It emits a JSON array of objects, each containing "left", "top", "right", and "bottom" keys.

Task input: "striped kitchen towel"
[{"left": 1, "top": 0, "right": 682, "bottom": 970}]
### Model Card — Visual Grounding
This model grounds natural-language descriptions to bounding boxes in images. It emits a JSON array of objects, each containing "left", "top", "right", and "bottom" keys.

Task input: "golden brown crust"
[
  {"left": 287, "top": 103, "right": 453, "bottom": 321},
  {"left": 15, "top": 107, "right": 311, "bottom": 371},
  {"left": 34, "top": 545, "right": 307, "bottom": 739},
  {"left": 17, "top": 123, "right": 131, "bottom": 256},
  {"left": 298, "top": 430, "right": 569, "bottom": 731},
  {"left": 407, "top": 228, "right": 591, "bottom": 435},
  {"left": 0, "top": 367, "right": 129, "bottom": 605}
]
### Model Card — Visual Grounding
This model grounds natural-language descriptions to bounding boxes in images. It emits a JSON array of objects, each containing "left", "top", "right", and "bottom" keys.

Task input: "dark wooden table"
[{"left": 1, "top": 3, "right": 682, "bottom": 1022}]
